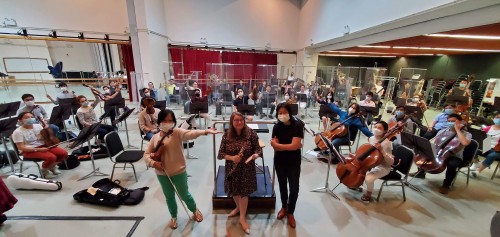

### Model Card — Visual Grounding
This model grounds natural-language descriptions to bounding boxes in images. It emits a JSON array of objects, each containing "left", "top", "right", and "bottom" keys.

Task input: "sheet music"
[
  {"left": 483, "top": 136, "right": 492, "bottom": 153},
  {"left": 247, "top": 124, "right": 259, "bottom": 130}
]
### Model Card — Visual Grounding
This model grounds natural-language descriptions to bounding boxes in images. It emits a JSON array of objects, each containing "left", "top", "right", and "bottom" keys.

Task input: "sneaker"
[
  {"left": 41, "top": 169, "right": 57, "bottom": 179},
  {"left": 470, "top": 162, "right": 479, "bottom": 171},
  {"left": 50, "top": 167, "right": 62, "bottom": 175},
  {"left": 260, "top": 114, "right": 265, "bottom": 119},
  {"left": 439, "top": 186, "right": 450, "bottom": 194},
  {"left": 268, "top": 115, "right": 274, "bottom": 119},
  {"left": 313, "top": 147, "right": 321, "bottom": 152},
  {"left": 409, "top": 171, "right": 426, "bottom": 179},
  {"left": 361, "top": 194, "right": 371, "bottom": 203}
]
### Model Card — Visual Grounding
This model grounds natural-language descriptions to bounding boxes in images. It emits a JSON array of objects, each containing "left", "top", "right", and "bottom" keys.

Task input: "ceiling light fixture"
[
  {"left": 358, "top": 45, "right": 391, "bottom": 48},
  {"left": 391, "top": 46, "right": 500, "bottom": 53},
  {"left": 426, "top": 33, "right": 500, "bottom": 40},
  {"left": 322, "top": 54, "right": 397, "bottom": 58},
  {"left": 327, "top": 50, "right": 398, "bottom": 55}
]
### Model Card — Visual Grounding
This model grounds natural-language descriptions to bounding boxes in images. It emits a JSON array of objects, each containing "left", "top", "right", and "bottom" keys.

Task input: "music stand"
[
  {"left": 0, "top": 102, "right": 20, "bottom": 118},
  {"left": 289, "top": 103, "right": 299, "bottom": 116},
  {"left": 58, "top": 97, "right": 79, "bottom": 127},
  {"left": 400, "top": 132, "right": 434, "bottom": 192},
  {"left": 180, "top": 113, "right": 201, "bottom": 160},
  {"left": 237, "top": 104, "right": 256, "bottom": 116},
  {"left": 404, "top": 106, "right": 424, "bottom": 120},
  {"left": 113, "top": 107, "right": 136, "bottom": 149},
  {"left": 445, "top": 95, "right": 469, "bottom": 106},
  {"left": 0, "top": 117, "right": 19, "bottom": 173},
  {"left": 69, "top": 122, "right": 108, "bottom": 181},
  {"left": 154, "top": 100, "right": 167, "bottom": 110},
  {"left": 311, "top": 134, "right": 340, "bottom": 199},
  {"left": 360, "top": 106, "right": 379, "bottom": 116},
  {"left": 395, "top": 98, "right": 408, "bottom": 107},
  {"left": 49, "top": 105, "right": 73, "bottom": 142},
  {"left": 493, "top": 97, "right": 500, "bottom": 113},
  {"left": 190, "top": 102, "right": 209, "bottom": 130},
  {"left": 295, "top": 116, "right": 313, "bottom": 163}
]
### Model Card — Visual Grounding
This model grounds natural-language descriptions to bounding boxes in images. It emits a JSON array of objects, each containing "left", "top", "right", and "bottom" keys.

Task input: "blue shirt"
[
  {"left": 433, "top": 113, "right": 449, "bottom": 130},
  {"left": 328, "top": 103, "right": 373, "bottom": 138}
]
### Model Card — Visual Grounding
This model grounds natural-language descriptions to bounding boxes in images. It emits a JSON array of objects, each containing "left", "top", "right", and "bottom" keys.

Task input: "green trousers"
[{"left": 157, "top": 172, "right": 197, "bottom": 218}]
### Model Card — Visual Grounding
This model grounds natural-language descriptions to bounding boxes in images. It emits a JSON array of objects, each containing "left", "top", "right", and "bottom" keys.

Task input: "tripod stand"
[
  {"left": 70, "top": 122, "right": 108, "bottom": 181},
  {"left": 114, "top": 108, "right": 137, "bottom": 149},
  {"left": 311, "top": 134, "right": 340, "bottom": 199}
]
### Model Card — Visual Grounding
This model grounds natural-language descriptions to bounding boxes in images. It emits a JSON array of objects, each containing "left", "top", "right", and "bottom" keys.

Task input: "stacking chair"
[
  {"left": 104, "top": 132, "right": 144, "bottom": 182},
  {"left": 455, "top": 139, "right": 479, "bottom": 185},
  {"left": 11, "top": 137, "right": 44, "bottom": 178},
  {"left": 138, "top": 121, "right": 151, "bottom": 151},
  {"left": 376, "top": 145, "right": 414, "bottom": 202},
  {"left": 339, "top": 127, "right": 356, "bottom": 156}
]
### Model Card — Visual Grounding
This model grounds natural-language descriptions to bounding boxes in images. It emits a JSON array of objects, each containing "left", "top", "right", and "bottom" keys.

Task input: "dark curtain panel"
[{"left": 120, "top": 44, "right": 135, "bottom": 101}]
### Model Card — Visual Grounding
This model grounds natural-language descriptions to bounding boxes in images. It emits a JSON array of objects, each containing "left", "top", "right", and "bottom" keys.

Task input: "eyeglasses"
[{"left": 233, "top": 119, "right": 245, "bottom": 123}]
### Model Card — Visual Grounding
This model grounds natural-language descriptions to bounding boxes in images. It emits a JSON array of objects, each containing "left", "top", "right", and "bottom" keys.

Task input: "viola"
[
  {"left": 83, "top": 84, "right": 105, "bottom": 100},
  {"left": 335, "top": 120, "right": 405, "bottom": 189},
  {"left": 37, "top": 115, "right": 60, "bottom": 147},
  {"left": 414, "top": 125, "right": 466, "bottom": 174},
  {"left": 150, "top": 129, "right": 174, "bottom": 162}
]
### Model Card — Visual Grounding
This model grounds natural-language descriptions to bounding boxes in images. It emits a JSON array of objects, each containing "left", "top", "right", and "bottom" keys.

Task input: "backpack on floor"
[
  {"left": 73, "top": 178, "right": 148, "bottom": 207},
  {"left": 7, "top": 173, "right": 62, "bottom": 191},
  {"left": 57, "top": 154, "right": 80, "bottom": 170},
  {"left": 0, "top": 149, "right": 18, "bottom": 168}
]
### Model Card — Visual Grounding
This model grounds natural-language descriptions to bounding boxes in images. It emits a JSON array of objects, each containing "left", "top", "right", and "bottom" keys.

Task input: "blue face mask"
[
  {"left": 444, "top": 109, "right": 454, "bottom": 115},
  {"left": 447, "top": 121, "right": 455, "bottom": 128},
  {"left": 494, "top": 118, "right": 500, "bottom": 125},
  {"left": 23, "top": 117, "right": 37, "bottom": 125},
  {"left": 395, "top": 111, "right": 404, "bottom": 117}
]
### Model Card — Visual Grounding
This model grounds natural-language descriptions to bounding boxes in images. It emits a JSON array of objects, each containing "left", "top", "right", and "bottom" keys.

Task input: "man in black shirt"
[{"left": 233, "top": 87, "right": 253, "bottom": 121}]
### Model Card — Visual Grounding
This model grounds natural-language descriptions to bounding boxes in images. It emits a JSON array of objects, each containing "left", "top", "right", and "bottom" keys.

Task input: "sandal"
[
  {"left": 349, "top": 187, "right": 363, "bottom": 192},
  {"left": 192, "top": 209, "right": 203, "bottom": 222},
  {"left": 360, "top": 194, "right": 371, "bottom": 203},
  {"left": 168, "top": 218, "right": 178, "bottom": 229},
  {"left": 228, "top": 208, "right": 240, "bottom": 217}
]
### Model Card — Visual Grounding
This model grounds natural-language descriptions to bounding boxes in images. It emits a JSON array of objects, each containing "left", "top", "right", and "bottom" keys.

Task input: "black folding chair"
[
  {"left": 376, "top": 145, "right": 415, "bottom": 202},
  {"left": 104, "top": 132, "right": 145, "bottom": 182},
  {"left": 455, "top": 139, "right": 479, "bottom": 185}
]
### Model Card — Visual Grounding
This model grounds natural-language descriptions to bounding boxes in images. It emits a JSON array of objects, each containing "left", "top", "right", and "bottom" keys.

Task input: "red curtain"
[
  {"left": 221, "top": 51, "right": 277, "bottom": 79},
  {"left": 120, "top": 44, "right": 135, "bottom": 101}
]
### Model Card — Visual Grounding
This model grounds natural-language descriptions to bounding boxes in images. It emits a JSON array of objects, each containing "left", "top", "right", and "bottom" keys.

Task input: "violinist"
[
  {"left": 143, "top": 109, "right": 219, "bottom": 229},
  {"left": 165, "top": 78, "right": 181, "bottom": 106},
  {"left": 148, "top": 82, "right": 159, "bottom": 101},
  {"left": 140, "top": 88, "right": 155, "bottom": 111},
  {"left": 233, "top": 87, "right": 253, "bottom": 121},
  {"left": 357, "top": 121, "right": 394, "bottom": 202},
  {"left": 75, "top": 95, "right": 114, "bottom": 145},
  {"left": 447, "top": 79, "right": 472, "bottom": 106},
  {"left": 46, "top": 82, "right": 76, "bottom": 105},
  {"left": 190, "top": 88, "right": 211, "bottom": 126},
  {"left": 260, "top": 85, "right": 277, "bottom": 119},
  {"left": 16, "top": 94, "right": 60, "bottom": 137},
  {"left": 472, "top": 113, "right": 500, "bottom": 176},
  {"left": 12, "top": 112, "right": 68, "bottom": 179},
  {"left": 388, "top": 106, "right": 414, "bottom": 134},
  {"left": 139, "top": 98, "right": 160, "bottom": 140},
  {"left": 316, "top": 103, "right": 373, "bottom": 162},
  {"left": 184, "top": 81, "right": 201, "bottom": 114},
  {"left": 101, "top": 85, "right": 122, "bottom": 128},
  {"left": 410, "top": 114, "right": 471, "bottom": 194},
  {"left": 420, "top": 104, "right": 456, "bottom": 140},
  {"left": 406, "top": 94, "right": 427, "bottom": 112}
]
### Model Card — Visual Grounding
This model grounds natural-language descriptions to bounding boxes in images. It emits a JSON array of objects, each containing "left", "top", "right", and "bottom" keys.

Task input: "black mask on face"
[{"left": 195, "top": 93, "right": 200, "bottom": 97}]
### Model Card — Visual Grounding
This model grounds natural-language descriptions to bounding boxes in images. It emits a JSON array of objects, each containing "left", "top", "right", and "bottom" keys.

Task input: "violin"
[
  {"left": 150, "top": 129, "right": 174, "bottom": 162},
  {"left": 414, "top": 124, "right": 466, "bottom": 174},
  {"left": 37, "top": 115, "right": 60, "bottom": 147},
  {"left": 83, "top": 84, "right": 105, "bottom": 100},
  {"left": 335, "top": 120, "right": 405, "bottom": 189},
  {"left": 314, "top": 114, "right": 360, "bottom": 150}
]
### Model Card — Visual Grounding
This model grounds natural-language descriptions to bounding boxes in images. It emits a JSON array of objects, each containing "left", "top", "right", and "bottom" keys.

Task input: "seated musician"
[
  {"left": 420, "top": 104, "right": 456, "bottom": 139},
  {"left": 473, "top": 113, "right": 500, "bottom": 176},
  {"left": 75, "top": 95, "right": 115, "bottom": 145},
  {"left": 357, "top": 121, "right": 394, "bottom": 202},
  {"left": 165, "top": 78, "right": 181, "bottom": 105},
  {"left": 358, "top": 92, "right": 376, "bottom": 125},
  {"left": 410, "top": 113, "right": 472, "bottom": 194},
  {"left": 12, "top": 112, "right": 68, "bottom": 178},
  {"left": 139, "top": 98, "right": 160, "bottom": 140},
  {"left": 190, "top": 88, "right": 211, "bottom": 127},
  {"left": 315, "top": 103, "right": 373, "bottom": 163},
  {"left": 282, "top": 92, "right": 297, "bottom": 104},
  {"left": 101, "top": 85, "right": 122, "bottom": 128},
  {"left": 259, "top": 85, "right": 277, "bottom": 119},
  {"left": 448, "top": 79, "right": 472, "bottom": 106},
  {"left": 296, "top": 85, "right": 309, "bottom": 118},
  {"left": 140, "top": 88, "right": 155, "bottom": 111},
  {"left": 406, "top": 94, "right": 427, "bottom": 112},
  {"left": 17, "top": 94, "right": 60, "bottom": 137},
  {"left": 46, "top": 82, "right": 76, "bottom": 105},
  {"left": 184, "top": 81, "right": 201, "bottom": 114},
  {"left": 248, "top": 87, "right": 262, "bottom": 117},
  {"left": 388, "top": 106, "right": 414, "bottom": 134},
  {"left": 233, "top": 87, "right": 253, "bottom": 121},
  {"left": 147, "top": 81, "right": 159, "bottom": 101}
]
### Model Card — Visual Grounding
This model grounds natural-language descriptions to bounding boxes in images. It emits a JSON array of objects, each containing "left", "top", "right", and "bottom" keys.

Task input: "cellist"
[
  {"left": 472, "top": 113, "right": 500, "bottom": 176},
  {"left": 355, "top": 121, "right": 394, "bottom": 203},
  {"left": 410, "top": 113, "right": 471, "bottom": 194}
]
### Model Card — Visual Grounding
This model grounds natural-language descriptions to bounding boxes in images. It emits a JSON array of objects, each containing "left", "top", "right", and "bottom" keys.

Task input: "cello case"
[{"left": 7, "top": 173, "right": 62, "bottom": 191}]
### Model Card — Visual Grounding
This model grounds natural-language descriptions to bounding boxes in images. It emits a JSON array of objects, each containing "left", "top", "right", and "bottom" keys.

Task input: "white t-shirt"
[
  {"left": 368, "top": 136, "right": 394, "bottom": 169},
  {"left": 359, "top": 100, "right": 376, "bottom": 107},
  {"left": 487, "top": 126, "right": 500, "bottom": 149},
  {"left": 12, "top": 124, "right": 45, "bottom": 151}
]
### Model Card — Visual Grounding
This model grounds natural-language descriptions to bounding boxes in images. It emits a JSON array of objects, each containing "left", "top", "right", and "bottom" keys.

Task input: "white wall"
[
  {"left": 298, "top": 0, "right": 456, "bottom": 48},
  {"left": 0, "top": 38, "right": 53, "bottom": 80},
  {"left": 164, "top": 0, "right": 301, "bottom": 50},
  {"left": 0, "top": 0, "right": 129, "bottom": 34},
  {"left": 46, "top": 41, "right": 96, "bottom": 71}
]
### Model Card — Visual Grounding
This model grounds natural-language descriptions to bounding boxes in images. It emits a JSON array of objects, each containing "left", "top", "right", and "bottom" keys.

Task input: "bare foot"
[{"left": 228, "top": 208, "right": 240, "bottom": 217}]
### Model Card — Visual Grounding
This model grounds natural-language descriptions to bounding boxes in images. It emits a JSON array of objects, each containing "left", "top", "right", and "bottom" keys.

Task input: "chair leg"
[
  {"left": 19, "top": 161, "right": 23, "bottom": 173},
  {"left": 466, "top": 167, "right": 470, "bottom": 184},
  {"left": 111, "top": 163, "right": 117, "bottom": 180},
  {"left": 35, "top": 162, "right": 43, "bottom": 178},
  {"left": 123, "top": 163, "right": 127, "bottom": 170},
  {"left": 261, "top": 155, "right": 267, "bottom": 186},
  {"left": 376, "top": 180, "right": 386, "bottom": 202},
  {"left": 131, "top": 163, "right": 137, "bottom": 182},
  {"left": 401, "top": 180, "right": 406, "bottom": 201},
  {"left": 492, "top": 161, "right": 500, "bottom": 180}
]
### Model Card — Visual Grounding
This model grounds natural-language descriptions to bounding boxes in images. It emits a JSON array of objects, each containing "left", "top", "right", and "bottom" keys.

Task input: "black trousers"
[
  {"left": 96, "top": 124, "right": 115, "bottom": 140},
  {"left": 275, "top": 161, "right": 301, "bottom": 214},
  {"left": 420, "top": 128, "right": 440, "bottom": 140},
  {"left": 443, "top": 156, "right": 462, "bottom": 187}
]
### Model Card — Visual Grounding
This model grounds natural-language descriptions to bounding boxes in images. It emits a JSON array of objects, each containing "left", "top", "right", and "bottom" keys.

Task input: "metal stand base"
[
  {"left": 78, "top": 141, "right": 108, "bottom": 181},
  {"left": 123, "top": 119, "right": 138, "bottom": 149},
  {"left": 185, "top": 141, "right": 198, "bottom": 159},
  {"left": 311, "top": 151, "right": 340, "bottom": 200}
]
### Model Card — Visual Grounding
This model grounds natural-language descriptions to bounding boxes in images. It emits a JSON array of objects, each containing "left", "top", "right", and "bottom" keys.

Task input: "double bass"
[
  {"left": 414, "top": 123, "right": 466, "bottom": 174},
  {"left": 335, "top": 119, "right": 406, "bottom": 189}
]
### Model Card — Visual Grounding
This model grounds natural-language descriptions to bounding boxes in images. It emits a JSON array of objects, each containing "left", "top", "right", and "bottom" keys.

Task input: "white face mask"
[
  {"left": 60, "top": 87, "right": 68, "bottom": 92},
  {"left": 412, "top": 98, "right": 418, "bottom": 102},
  {"left": 25, "top": 101, "right": 35, "bottom": 107},
  {"left": 365, "top": 96, "right": 372, "bottom": 101},
  {"left": 82, "top": 101, "right": 89, "bottom": 107},
  {"left": 373, "top": 128, "right": 384, "bottom": 137},
  {"left": 284, "top": 95, "right": 290, "bottom": 100},
  {"left": 459, "top": 83, "right": 466, "bottom": 88},
  {"left": 278, "top": 114, "right": 290, "bottom": 123},
  {"left": 159, "top": 122, "right": 175, "bottom": 132},
  {"left": 104, "top": 89, "right": 110, "bottom": 94},
  {"left": 327, "top": 95, "right": 332, "bottom": 99},
  {"left": 238, "top": 92, "right": 244, "bottom": 97},
  {"left": 348, "top": 107, "right": 355, "bottom": 115}
]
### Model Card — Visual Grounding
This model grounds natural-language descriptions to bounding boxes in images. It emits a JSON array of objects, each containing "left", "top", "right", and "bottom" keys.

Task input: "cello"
[
  {"left": 414, "top": 123, "right": 466, "bottom": 174},
  {"left": 335, "top": 120, "right": 406, "bottom": 189},
  {"left": 314, "top": 114, "right": 359, "bottom": 150}
]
